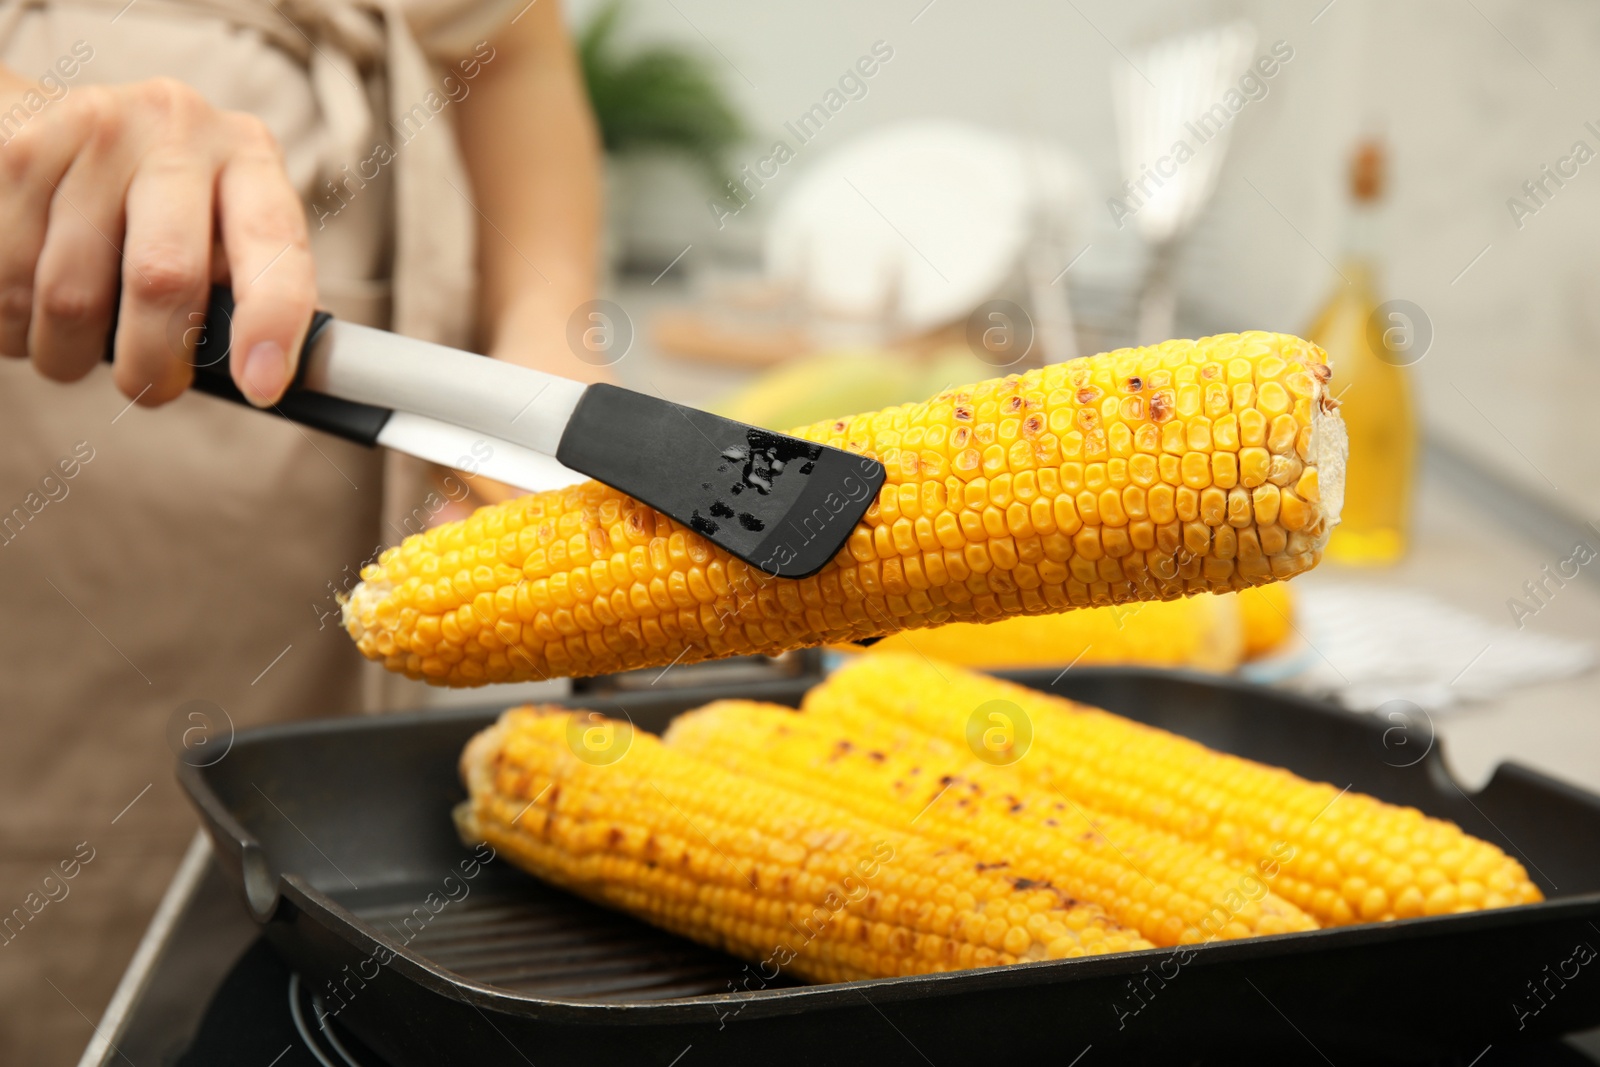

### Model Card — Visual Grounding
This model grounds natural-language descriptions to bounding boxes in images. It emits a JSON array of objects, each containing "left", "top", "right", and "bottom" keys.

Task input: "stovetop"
[
  {"left": 86, "top": 838, "right": 1600, "bottom": 1067},
  {"left": 175, "top": 942, "right": 385, "bottom": 1067}
]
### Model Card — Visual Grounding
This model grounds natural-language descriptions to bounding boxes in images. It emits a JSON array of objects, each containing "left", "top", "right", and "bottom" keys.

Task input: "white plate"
[{"left": 765, "top": 120, "right": 1086, "bottom": 333}]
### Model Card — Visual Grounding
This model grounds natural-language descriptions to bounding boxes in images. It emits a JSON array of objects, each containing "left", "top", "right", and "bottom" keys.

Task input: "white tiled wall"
[{"left": 569, "top": 0, "right": 1600, "bottom": 517}]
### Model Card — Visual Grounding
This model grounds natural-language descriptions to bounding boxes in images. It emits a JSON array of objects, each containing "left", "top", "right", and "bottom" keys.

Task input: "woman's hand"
[{"left": 0, "top": 69, "right": 315, "bottom": 406}]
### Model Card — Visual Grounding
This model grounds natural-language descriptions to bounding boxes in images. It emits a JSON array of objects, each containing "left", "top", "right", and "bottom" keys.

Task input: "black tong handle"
[{"left": 104, "top": 285, "right": 391, "bottom": 445}]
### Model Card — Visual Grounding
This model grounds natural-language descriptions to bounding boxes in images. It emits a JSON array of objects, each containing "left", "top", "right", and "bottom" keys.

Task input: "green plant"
[{"left": 579, "top": 0, "right": 746, "bottom": 183}]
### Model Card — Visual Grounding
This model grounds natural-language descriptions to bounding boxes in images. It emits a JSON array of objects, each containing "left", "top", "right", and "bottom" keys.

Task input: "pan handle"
[
  {"left": 102, "top": 285, "right": 393, "bottom": 446},
  {"left": 176, "top": 762, "right": 284, "bottom": 922}
]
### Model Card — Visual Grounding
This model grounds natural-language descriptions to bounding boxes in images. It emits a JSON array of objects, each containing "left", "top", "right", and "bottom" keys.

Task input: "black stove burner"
[{"left": 176, "top": 941, "right": 387, "bottom": 1067}]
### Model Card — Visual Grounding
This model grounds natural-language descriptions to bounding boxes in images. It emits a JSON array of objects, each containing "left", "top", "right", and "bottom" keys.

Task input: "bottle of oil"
[{"left": 1305, "top": 140, "right": 1418, "bottom": 563}]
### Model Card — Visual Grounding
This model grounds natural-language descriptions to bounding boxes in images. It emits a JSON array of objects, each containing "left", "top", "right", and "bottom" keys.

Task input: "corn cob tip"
[
  {"left": 458, "top": 704, "right": 513, "bottom": 794},
  {"left": 340, "top": 576, "right": 386, "bottom": 652},
  {"left": 1311, "top": 395, "right": 1347, "bottom": 534},
  {"left": 452, "top": 798, "right": 482, "bottom": 846}
]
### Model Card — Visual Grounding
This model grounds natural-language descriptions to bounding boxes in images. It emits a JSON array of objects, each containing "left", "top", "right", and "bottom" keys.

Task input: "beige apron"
[{"left": 0, "top": 0, "right": 521, "bottom": 1058}]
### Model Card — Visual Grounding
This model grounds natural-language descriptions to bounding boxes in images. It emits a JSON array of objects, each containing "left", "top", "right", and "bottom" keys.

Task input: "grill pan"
[{"left": 178, "top": 669, "right": 1600, "bottom": 1065}]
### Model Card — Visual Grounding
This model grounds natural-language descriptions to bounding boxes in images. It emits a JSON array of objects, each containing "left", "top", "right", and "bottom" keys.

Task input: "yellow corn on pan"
[{"left": 177, "top": 669, "right": 1600, "bottom": 1066}]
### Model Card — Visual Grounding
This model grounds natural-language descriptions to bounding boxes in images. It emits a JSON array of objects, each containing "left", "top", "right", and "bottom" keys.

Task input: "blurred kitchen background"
[
  {"left": 571, "top": 0, "right": 1599, "bottom": 491},
  {"left": 445, "top": 0, "right": 1600, "bottom": 792}
]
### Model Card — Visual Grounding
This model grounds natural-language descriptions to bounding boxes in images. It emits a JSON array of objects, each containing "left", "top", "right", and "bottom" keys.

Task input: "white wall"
[{"left": 569, "top": 0, "right": 1600, "bottom": 514}]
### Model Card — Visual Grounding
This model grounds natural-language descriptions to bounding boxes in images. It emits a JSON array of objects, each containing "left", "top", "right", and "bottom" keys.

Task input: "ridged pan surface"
[
  {"left": 179, "top": 670, "right": 1600, "bottom": 1066},
  {"left": 341, "top": 879, "right": 799, "bottom": 1003}
]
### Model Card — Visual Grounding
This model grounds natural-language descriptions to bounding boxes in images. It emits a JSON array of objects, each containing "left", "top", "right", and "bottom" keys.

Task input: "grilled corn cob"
[
  {"left": 804, "top": 655, "right": 1543, "bottom": 925},
  {"left": 345, "top": 333, "right": 1346, "bottom": 684},
  {"left": 836, "top": 592, "right": 1244, "bottom": 672},
  {"left": 456, "top": 707, "right": 1154, "bottom": 982},
  {"left": 665, "top": 700, "right": 1316, "bottom": 945}
]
